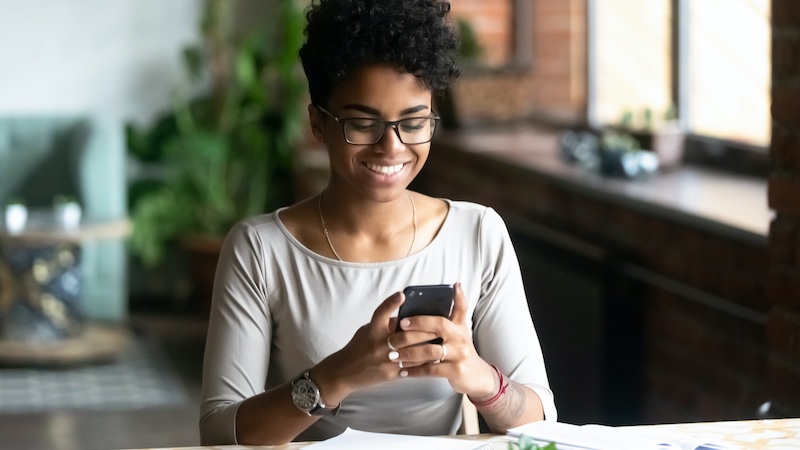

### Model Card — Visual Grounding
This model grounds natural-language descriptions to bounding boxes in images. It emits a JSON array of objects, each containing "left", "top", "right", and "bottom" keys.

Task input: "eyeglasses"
[{"left": 315, "top": 105, "right": 440, "bottom": 145}]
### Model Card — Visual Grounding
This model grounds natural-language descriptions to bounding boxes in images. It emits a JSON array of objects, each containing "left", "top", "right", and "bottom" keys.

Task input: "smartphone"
[{"left": 396, "top": 284, "right": 454, "bottom": 343}]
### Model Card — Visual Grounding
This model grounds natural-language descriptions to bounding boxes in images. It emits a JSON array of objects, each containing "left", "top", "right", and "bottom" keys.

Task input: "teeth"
[{"left": 366, "top": 163, "right": 404, "bottom": 175}]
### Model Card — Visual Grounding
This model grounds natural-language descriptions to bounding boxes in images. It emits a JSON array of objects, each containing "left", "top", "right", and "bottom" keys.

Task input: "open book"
[
  {"left": 508, "top": 421, "right": 737, "bottom": 450},
  {"left": 305, "top": 427, "right": 493, "bottom": 450}
]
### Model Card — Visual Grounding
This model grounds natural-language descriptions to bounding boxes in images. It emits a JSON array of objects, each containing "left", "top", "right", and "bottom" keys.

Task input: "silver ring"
[
  {"left": 387, "top": 337, "right": 398, "bottom": 351},
  {"left": 433, "top": 343, "right": 447, "bottom": 364}
]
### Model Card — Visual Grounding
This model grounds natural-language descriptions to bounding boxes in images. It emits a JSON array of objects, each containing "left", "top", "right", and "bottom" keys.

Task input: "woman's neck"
[{"left": 318, "top": 187, "right": 418, "bottom": 261}]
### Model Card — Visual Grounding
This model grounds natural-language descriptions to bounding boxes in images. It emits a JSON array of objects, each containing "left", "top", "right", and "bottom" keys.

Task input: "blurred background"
[{"left": 0, "top": 0, "right": 795, "bottom": 449}]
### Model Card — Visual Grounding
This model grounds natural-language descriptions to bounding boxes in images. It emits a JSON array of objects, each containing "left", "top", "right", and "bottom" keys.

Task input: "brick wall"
[
  {"left": 530, "top": 0, "right": 587, "bottom": 121},
  {"left": 767, "top": 0, "right": 800, "bottom": 416},
  {"left": 447, "top": 0, "right": 586, "bottom": 126}
]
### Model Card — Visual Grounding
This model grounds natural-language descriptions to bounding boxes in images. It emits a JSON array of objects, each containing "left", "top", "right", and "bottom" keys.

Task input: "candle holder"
[
  {"left": 53, "top": 195, "right": 82, "bottom": 229},
  {"left": 4, "top": 201, "right": 28, "bottom": 234}
]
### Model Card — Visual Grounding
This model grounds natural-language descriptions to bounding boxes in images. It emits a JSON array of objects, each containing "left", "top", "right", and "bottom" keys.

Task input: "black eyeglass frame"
[{"left": 315, "top": 105, "right": 441, "bottom": 145}]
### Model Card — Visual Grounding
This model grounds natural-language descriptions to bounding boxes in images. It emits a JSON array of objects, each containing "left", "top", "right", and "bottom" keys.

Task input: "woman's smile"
[
  {"left": 365, "top": 162, "right": 405, "bottom": 175},
  {"left": 360, "top": 160, "right": 411, "bottom": 185}
]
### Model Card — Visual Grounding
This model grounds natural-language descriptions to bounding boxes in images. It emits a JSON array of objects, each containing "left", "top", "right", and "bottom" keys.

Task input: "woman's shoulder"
[
  {"left": 223, "top": 209, "right": 288, "bottom": 249},
  {"left": 439, "top": 201, "right": 511, "bottom": 255},
  {"left": 233, "top": 197, "right": 315, "bottom": 235},
  {"left": 438, "top": 198, "right": 504, "bottom": 226},
  {"left": 446, "top": 199, "right": 491, "bottom": 214},
  {"left": 212, "top": 213, "right": 286, "bottom": 272},
  {"left": 234, "top": 211, "right": 282, "bottom": 234}
]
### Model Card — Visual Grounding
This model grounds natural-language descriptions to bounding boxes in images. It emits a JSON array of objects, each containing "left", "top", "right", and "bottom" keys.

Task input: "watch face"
[{"left": 292, "top": 378, "right": 318, "bottom": 411}]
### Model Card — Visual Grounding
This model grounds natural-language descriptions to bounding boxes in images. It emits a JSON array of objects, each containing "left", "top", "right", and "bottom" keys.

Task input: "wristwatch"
[{"left": 291, "top": 370, "right": 340, "bottom": 416}]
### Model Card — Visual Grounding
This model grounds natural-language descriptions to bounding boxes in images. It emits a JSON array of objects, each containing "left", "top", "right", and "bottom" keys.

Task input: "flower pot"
[{"left": 651, "top": 121, "right": 685, "bottom": 170}]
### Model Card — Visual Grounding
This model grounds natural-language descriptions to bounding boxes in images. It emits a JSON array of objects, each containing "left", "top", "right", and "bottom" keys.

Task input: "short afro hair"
[{"left": 299, "top": 0, "right": 460, "bottom": 106}]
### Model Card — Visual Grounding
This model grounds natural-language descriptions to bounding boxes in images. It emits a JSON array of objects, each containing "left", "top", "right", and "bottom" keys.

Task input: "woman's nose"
[{"left": 375, "top": 124, "right": 405, "bottom": 154}]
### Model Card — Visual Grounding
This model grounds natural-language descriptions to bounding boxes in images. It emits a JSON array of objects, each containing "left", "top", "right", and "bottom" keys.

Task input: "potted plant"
[
  {"left": 126, "top": 0, "right": 306, "bottom": 311},
  {"left": 619, "top": 105, "right": 685, "bottom": 170},
  {"left": 435, "top": 17, "right": 484, "bottom": 129}
]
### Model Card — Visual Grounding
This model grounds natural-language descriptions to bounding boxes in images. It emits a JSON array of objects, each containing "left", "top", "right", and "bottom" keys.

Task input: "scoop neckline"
[{"left": 273, "top": 198, "right": 454, "bottom": 267}]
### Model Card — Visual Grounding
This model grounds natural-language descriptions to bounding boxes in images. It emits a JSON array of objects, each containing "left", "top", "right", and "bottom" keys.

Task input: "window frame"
[{"left": 587, "top": 0, "right": 770, "bottom": 177}]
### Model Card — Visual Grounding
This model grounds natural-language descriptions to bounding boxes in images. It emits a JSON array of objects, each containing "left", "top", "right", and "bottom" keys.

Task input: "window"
[
  {"left": 685, "top": 0, "right": 770, "bottom": 147},
  {"left": 591, "top": 0, "right": 672, "bottom": 130},
  {"left": 589, "top": 0, "right": 771, "bottom": 149}
]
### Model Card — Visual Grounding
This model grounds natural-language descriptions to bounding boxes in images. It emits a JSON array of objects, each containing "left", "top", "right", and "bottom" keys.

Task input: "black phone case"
[{"left": 396, "top": 284, "right": 454, "bottom": 343}]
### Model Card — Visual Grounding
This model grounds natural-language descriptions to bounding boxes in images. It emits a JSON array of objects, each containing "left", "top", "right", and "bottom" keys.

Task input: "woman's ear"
[{"left": 308, "top": 104, "right": 326, "bottom": 144}]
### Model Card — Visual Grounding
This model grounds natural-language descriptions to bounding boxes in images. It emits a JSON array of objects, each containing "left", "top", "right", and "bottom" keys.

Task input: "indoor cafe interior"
[{"left": 0, "top": 0, "right": 796, "bottom": 449}]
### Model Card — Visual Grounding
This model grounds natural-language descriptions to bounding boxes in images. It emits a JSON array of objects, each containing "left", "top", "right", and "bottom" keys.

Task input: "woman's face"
[{"left": 310, "top": 64, "right": 434, "bottom": 203}]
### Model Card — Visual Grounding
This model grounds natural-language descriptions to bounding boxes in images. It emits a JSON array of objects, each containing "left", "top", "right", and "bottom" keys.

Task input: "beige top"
[{"left": 199, "top": 200, "right": 556, "bottom": 444}]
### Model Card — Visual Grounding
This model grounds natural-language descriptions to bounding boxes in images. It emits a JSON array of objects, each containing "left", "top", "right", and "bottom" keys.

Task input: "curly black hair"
[{"left": 299, "top": 0, "right": 460, "bottom": 106}]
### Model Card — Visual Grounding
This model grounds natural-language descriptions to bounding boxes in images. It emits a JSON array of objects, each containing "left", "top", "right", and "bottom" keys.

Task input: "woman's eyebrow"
[{"left": 342, "top": 104, "right": 430, "bottom": 116}]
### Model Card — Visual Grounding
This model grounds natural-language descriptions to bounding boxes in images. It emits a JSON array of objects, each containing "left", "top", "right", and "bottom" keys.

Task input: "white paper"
[
  {"left": 304, "top": 427, "right": 492, "bottom": 450},
  {"left": 507, "top": 421, "right": 737, "bottom": 450}
]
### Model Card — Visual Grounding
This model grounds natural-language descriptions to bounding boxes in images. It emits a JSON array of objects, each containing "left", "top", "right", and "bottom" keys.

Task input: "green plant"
[
  {"left": 435, "top": 17, "right": 483, "bottom": 129},
  {"left": 127, "top": 0, "right": 306, "bottom": 267},
  {"left": 508, "top": 435, "right": 557, "bottom": 450},
  {"left": 6, "top": 197, "right": 26, "bottom": 207},
  {"left": 601, "top": 130, "right": 641, "bottom": 152},
  {"left": 53, "top": 194, "right": 79, "bottom": 206},
  {"left": 456, "top": 18, "right": 483, "bottom": 65},
  {"left": 619, "top": 104, "right": 678, "bottom": 132}
]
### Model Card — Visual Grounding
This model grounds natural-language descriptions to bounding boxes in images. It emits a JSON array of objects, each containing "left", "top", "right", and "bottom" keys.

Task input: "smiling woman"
[
  {"left": 309, "top": 65, "right": 436, "bottom": 209},
  {"left": 199, "top": 0, "right": 556, "bottom": 446}
]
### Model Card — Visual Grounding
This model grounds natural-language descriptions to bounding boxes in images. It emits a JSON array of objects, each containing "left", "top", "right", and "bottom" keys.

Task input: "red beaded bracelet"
[{"left": 469, "top": 364, "right": 509, "bottom": 408}]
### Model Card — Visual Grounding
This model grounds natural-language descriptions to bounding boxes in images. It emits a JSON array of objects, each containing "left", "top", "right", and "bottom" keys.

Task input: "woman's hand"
[
  {"left": 311, "top": 291, "right": 411, "bottom": 406},
  {"left": 389, "top": 282, "right": 498, "bottom": 399}
]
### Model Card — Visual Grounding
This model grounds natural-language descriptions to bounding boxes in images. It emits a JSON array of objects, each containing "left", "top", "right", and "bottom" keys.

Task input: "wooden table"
[
  {"left": 130, "top": 418, "right": 800, "bottom": 449},
  {"left": 629, "top": 418, "right": 800, "bottom": 449}
]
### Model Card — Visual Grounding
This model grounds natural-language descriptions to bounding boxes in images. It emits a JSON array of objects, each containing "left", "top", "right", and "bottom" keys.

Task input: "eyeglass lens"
[{"left": 344, "top": 117, "right": 437, "bottom": 144}]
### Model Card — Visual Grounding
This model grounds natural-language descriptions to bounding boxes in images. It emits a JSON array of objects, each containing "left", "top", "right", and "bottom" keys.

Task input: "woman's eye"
[
  {"left": 400, "top": 119, "right": 426, "bottom": 132},
  {"left": 349, "top": 120, "right": 379, "bottom": 131}
]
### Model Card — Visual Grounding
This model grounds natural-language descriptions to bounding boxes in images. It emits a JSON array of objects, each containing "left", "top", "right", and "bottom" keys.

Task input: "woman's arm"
[
  {"left": 233, "top": 291, "right": 410, "bottom": 444},
  {"left": 391, "top": 208, "right": 556, "bottom": 432},
  {"left": 393, "top": 282, "right": 546, "bottom": 433},
  {"left": 466, "top": 361, "right": 545, "bottom": 433},
  {"left": 201, "top": 222, "right": 412, "bottom": 446},
  {"left": 235, "top": 382, "right": 323, "bottom": 445}
]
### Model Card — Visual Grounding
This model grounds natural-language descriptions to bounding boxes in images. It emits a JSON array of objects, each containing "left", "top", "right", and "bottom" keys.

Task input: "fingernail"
[
  {"left": 400, "top": 319, "right": 410, "bottom": 328},
  {"left": 456, "top": 282, "right": 462, "bottom": 292},
  {"left": 399, "top": 370, "right": 408, "bottom": 377},
  {"left": 388, "top": 351, "right": 399, "bottom": 361}
]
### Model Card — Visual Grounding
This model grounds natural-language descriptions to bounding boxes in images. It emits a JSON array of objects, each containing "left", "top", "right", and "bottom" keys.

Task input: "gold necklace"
[{"left": 318, "top": 190, "right": 417, "bottom": 261}]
